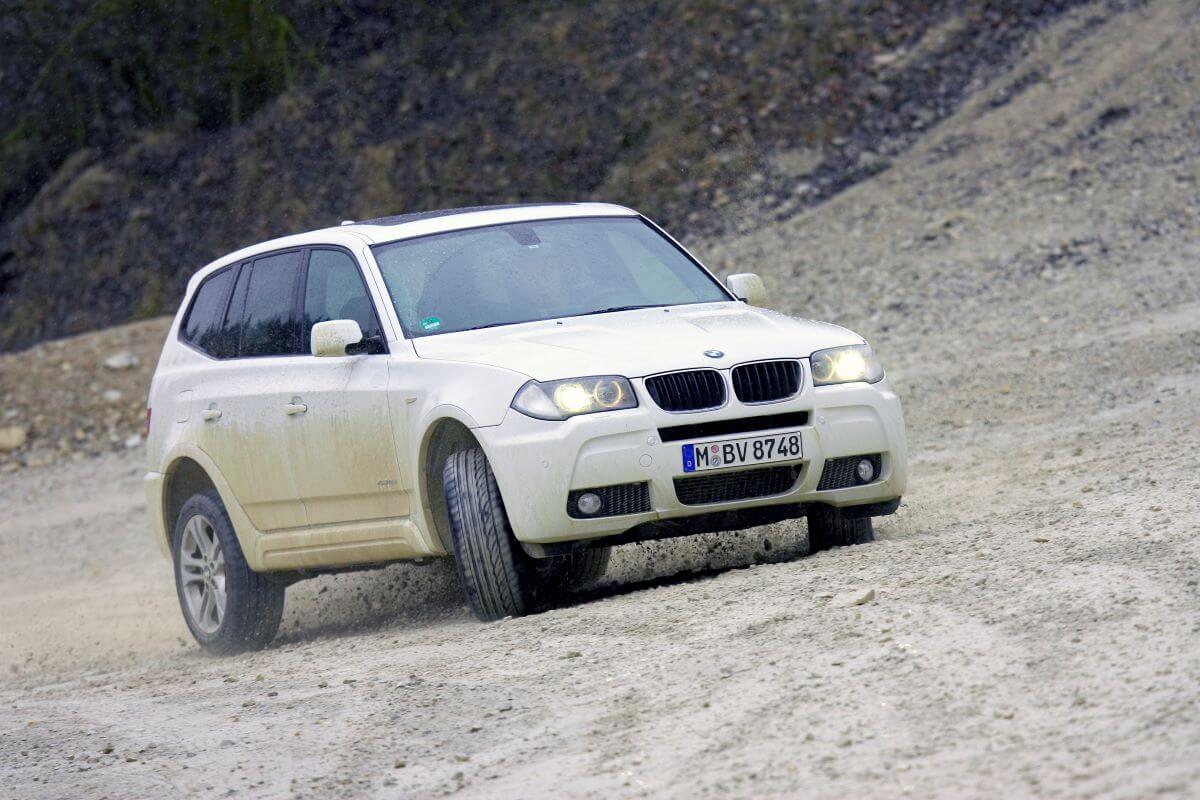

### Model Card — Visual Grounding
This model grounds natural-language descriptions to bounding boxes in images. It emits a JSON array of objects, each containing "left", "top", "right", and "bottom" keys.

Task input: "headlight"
[
  {"left": 511, "top": 376, "right": 638, "bottom": 420},
  {"left": 810, "top": 344, "right": 884, "bottom": 386}
]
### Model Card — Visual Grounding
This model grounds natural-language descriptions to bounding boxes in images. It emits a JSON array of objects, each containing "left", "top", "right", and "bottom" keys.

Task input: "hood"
[{"left": 410, "top": 301, "right": 863, "bottom": 381}]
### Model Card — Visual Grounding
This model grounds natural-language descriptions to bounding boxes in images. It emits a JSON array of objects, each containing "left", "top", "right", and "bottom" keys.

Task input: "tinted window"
[
  {"left": 181, "top": 268, "right": 235, "bottom": 357},
  {"left": 237, "top": 251, "right": 302, "bottom": 357},
  {"left": 303, "top": 249, "right": 385, "bottom": 352}
]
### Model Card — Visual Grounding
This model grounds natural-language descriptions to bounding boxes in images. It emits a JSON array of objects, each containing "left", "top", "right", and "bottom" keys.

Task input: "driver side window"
[{"left": 303, "top": 249, "right": 387, "bottom": 354}]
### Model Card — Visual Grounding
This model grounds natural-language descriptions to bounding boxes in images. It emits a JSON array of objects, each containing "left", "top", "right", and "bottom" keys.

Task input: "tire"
[
  {"left": 172, "top": 491, "right": 285, "bottom": 654},
  {"left": 807, "top": 505, "right": 874, "bottom": 552},
  {"left": 538, "top": 547, "right": 611, "bottom": 593},
  {"left": 443, "top": 448, "right": 535, "bottom": 620}
]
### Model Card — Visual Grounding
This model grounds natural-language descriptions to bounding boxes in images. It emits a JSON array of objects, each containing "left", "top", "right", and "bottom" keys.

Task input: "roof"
[
  {"left": 347, "top": 201, "right": 638, "bottom": 244},
  {"left": 187, "top": 202, "right": 639, "bottom": 289},
  {"left": 355, "top": 202, "right": 594, "bottom": 227}
]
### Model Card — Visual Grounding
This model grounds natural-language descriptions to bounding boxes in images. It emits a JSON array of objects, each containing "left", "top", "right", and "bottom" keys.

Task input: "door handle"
[
  {"left": 201, "top": 408, "right": 222, "bottom": 421},
  {"left": 285, "top": 402, "right": 308, "bottom": 415}
]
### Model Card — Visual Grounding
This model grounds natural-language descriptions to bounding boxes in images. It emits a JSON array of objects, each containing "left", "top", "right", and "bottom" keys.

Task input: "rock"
[
  {"left": 102, "top": 389, "right": 124, "bottom": 403},
  {"left": 857, "top": 151, "right": 887, "bottom": 170},
  {"left": 0, "top": 426, "right": 28, "bottom": 451},
  {"left": 123, "top": 434, "right": 143, "bottom": 449},
  {"left": 831, "top": 588, "right": 876, "bottom": 608},
  {"left": 103, "top": 351, "right": 139, "bottom": 370},
  {"left": 771, "top": 148, "right": 823, "bottom": 178}
]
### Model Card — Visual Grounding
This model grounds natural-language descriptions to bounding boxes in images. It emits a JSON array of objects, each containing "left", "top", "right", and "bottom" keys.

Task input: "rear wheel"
[
  {"left": 807, "top": 505, "right": 874, "bottom": 552},
  {"left": 172, "top": 492, "right": 285, "bottom": 654}
]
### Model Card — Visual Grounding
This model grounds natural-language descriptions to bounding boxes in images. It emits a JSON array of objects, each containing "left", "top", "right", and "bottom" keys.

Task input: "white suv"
[{"left": 145, "top": 203, "right": 907, "bottom": 652}]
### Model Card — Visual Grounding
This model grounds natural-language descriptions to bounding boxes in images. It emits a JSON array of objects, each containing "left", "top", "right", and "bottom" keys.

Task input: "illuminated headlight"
[
  {"left": 511, "top": 376, "right": 638, "bottom": 420},
  {"left": 810, "top": 344, "right": 885, "bottom": 386}
]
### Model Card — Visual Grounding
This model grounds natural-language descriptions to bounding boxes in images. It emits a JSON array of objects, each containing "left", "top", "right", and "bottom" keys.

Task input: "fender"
[{"left": 151, "top": 442, "right": 268, "bottom": 570}]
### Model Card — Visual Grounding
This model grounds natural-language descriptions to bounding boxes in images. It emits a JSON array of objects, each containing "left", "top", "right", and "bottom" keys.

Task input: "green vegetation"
[{"left": 1, "top": 0, "right": 315, "bottom": 215}]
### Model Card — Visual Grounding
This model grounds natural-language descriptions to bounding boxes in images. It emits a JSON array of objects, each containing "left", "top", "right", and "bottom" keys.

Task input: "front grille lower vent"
[
  {"left": 732, "top": 360, "right": 802, "bottom": 404},
  {"left": 567, "top": 482, "right": 651, "bottom": 519},
  {"left": 817, "top": 454, "right": 883, "bottom": 490},
  {"left": 674, "top": 465, "right": 801, "bottom": 506},
  {"left": 657, "top": 411, "right": 809, "bottom": 443},
  {"left": 644, "top": 369, "right": 726, "bottom": 412}
]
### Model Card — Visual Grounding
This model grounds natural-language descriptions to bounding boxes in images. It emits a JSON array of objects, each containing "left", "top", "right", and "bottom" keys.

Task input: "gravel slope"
[{"left": 3, "top": 2, "right": 1199, "bottom": 797}]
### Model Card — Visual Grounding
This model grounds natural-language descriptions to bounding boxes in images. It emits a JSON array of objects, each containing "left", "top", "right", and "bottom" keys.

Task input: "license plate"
[{"left": 681, "top": 431, "right": 803, "bottom": 473}]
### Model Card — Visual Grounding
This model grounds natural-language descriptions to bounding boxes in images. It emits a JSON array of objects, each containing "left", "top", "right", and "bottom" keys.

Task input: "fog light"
[
  {"left": 576, "top": 492, "right": 603, "bottom": 515},
  {"left": 855, "top": 458, "right": 876, "bottom": 483}
]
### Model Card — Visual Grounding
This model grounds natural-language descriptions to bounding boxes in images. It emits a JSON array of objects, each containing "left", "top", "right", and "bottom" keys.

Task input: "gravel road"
[{"left": 3, "top": 2, "right": 1199, "bottom": 797}]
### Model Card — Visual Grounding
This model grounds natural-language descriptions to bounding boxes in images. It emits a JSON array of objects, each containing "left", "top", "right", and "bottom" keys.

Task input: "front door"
[{"left": 281, "top": 248, "right": 408, "bottom": 527}]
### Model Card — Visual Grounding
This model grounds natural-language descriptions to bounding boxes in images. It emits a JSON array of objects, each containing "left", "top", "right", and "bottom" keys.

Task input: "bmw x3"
[{"left": 145, "top": 203, "right": 907, "bottom": 652}]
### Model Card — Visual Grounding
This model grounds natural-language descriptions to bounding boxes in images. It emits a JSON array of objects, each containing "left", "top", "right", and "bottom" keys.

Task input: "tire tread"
[
  {"left": 807, "top": 505, "right": 875, "bottom": 552},
  {"left": 444, "top": 449, "right": 530, "bottom": 620}
]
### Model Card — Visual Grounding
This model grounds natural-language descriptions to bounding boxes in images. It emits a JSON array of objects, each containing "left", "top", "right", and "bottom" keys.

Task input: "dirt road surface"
[{"left": 3, "top": 3, "right": 1199, "bottom": 797}]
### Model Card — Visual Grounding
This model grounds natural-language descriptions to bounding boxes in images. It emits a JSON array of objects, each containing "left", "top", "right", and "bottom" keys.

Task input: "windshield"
[{"left": 371, "top": 216, "right": 731, "bottom": 337}]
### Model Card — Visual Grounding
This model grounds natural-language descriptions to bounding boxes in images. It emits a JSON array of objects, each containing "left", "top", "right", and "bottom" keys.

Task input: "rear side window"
[
  {"left": 303, "top": 249, "right": 385, "bottom": 353},
  {"left": 180, "top": 268, "right": 235, "bottom": 357},
  {"left": 235, "top": 251, "right": 303, "bottom": 357}
]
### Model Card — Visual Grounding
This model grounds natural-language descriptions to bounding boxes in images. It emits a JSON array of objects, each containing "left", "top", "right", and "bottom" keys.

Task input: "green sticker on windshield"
[{"left": 420, "top": 316, "right": 442, "bottom": 331}]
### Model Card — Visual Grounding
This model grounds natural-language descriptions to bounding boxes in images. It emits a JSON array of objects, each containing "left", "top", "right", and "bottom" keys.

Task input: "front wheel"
[
  {"left": 538, "top": 547, "right": 611, "bottom": 592},
  {"left": 807, "top": 505, "right": 874, "bottom": 553},
  {"left": 173, "top": 492, "right": 285, "bottom": 654},
  {"left": 443, "top": 449, "right": 535, "bottom": 620}
]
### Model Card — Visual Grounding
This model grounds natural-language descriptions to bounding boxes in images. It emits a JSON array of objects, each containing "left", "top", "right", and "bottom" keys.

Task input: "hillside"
[{"left": 0, "top": 0, "right": 1092, "bottom": 351}]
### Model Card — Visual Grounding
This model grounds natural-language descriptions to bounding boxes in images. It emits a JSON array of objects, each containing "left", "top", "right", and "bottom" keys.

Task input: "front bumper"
[{"left": 476, "top": 371, "right": 907, "bottom": 546}]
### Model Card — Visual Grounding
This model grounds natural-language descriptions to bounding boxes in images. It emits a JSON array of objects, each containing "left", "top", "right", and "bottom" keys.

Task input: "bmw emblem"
[{"left": 703, "top": 349, "right": 725, "bottom": 359}]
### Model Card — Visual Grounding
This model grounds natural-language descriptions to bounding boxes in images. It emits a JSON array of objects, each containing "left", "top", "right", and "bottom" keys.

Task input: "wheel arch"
[
  {"left": 163, "top": 457, "right": 218, "bottom": 552},
  {"left": 418, "top": 415, "right": 485, "bottom": 554},
  {"left": 157, "top": 447, "right": 264, "bottom": 569}
]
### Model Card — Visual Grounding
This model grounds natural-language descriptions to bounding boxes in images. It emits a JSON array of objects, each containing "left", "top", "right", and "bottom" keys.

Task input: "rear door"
[
  {"left": 193, "top": 250, "right": 307, "bottom": 531},
  {"left": 279, "top": 247, "right": 408, "bottom": 527}
]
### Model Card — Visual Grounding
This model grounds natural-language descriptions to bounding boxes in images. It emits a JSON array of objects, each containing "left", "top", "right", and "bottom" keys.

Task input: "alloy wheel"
[{"left": 178, "top": 514, "right": 226, "bottom": 634}]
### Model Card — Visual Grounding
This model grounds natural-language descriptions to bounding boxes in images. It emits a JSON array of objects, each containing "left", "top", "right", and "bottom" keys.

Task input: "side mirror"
[
  {"left": 311, "top": 319, "right": 364, "bottom": 357},
  {"left": 726, "top": 273, "right": 767, "bottom": 306}
]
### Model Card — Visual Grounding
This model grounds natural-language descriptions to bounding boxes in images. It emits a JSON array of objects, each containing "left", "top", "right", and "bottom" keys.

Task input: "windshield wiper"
[
  {"left": 453, "top": 305, "right": 667, "bottom": 332},
  {"left": 458, "top": 321, "right": 511, "bottom": 332},
  {"left": 587, "top": 303, "right": 668, "bottom": 315}
]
